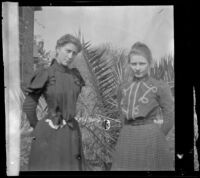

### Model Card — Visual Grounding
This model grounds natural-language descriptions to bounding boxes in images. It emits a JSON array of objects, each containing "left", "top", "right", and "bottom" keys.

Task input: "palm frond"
[
  {"left": 82, "top": 44, "right": 121, "bottom": 117},
  {"left": 150, "top": 54, "right": 174, "bottom": 95}
]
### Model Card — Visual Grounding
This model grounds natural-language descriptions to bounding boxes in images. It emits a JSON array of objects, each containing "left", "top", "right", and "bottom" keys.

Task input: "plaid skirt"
[{"left": 111, "top": 123, "right": 174, "bottom": 171}]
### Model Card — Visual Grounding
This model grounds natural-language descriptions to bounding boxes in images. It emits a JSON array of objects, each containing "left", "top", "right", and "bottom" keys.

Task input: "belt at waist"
[{"left": 124, "top": 118, "right": 154, "bottom": 126}]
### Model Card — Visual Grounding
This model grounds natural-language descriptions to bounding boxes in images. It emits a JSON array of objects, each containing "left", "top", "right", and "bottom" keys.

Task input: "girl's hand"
[{"left": 102, "top": 119, "right": 111, "bottom": 130}]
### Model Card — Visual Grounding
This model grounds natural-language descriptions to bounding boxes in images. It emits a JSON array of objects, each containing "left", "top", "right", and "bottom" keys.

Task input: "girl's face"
[
  {"left": 56, "top": 43, "right": 79, "bottom": 67},
  {"left": 129, "top": 54, "right": 150, "bottom": 78}
]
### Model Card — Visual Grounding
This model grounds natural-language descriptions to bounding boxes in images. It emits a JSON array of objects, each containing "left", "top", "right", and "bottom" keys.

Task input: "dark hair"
[
  {"left": 128, "top": 42, "right": 152, "bottom": 64},
  {"left": 56, "top": 34, "right": 82, "bottom": 53}
]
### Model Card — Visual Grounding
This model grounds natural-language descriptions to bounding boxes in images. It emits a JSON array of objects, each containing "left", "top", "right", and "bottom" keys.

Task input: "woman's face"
[
  {"left": 129, "top": 54, "right": 150, "bottom": 78},
  {"left": 56, "top": 43, "right": 79, "bottom": 66}
]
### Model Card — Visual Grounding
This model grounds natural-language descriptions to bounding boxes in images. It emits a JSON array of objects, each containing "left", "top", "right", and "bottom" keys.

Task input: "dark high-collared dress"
[
  {"left": 111, "top": 75, "right": 174, "bottom": 171},
  {"left": 23, "top": 59, "right": 85, "bottom": 171}
]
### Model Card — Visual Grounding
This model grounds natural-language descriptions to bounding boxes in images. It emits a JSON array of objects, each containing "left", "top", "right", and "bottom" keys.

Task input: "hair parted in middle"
[
  {"left": 56, "top": 34, "right": 82, "bottom": 53},
  {"left": 128, "top": 42, "right": 153, "bottom": 64}
]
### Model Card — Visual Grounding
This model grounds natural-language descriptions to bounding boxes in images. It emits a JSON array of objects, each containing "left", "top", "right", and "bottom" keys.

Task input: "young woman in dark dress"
[
  {"left": 111, "top": 42, "right": 174, "bottom": 171},
  {"left": 23, "top": 34, "right": 85, "bottom": 171}
]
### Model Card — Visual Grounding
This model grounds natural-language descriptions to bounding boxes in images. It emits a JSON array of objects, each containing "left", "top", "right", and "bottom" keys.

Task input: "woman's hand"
[{"left": 45, "top": 119, "right": 66, "bottom": 129}]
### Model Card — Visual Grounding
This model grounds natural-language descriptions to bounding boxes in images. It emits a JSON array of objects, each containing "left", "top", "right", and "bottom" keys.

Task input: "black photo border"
[{"left": 1, "top": 0, "right": 198, "bottom": 177}]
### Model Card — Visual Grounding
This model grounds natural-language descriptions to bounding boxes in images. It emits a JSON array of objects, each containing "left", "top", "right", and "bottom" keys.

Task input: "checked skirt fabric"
[{"left": 111, "top": 123, "right": 174, "bottom": 171}]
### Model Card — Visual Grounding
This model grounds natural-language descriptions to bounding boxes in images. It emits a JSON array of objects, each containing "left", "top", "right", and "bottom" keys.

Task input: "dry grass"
[{"left": 20, "top": 135, "right": 32, "bottom": 171}]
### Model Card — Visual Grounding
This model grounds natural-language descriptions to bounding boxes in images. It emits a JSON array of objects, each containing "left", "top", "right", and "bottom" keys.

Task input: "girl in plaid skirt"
[{"left": 111, "top": 42, "right": 174, "bottom": 171}]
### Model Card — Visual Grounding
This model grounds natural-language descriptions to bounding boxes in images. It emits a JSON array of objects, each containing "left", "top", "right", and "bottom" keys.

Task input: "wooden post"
[
  {"left": 3, "top": 2, "right": 20, "bottom": 175},
  {"left": 19, "top": 6, "right": 35, "bottom": 88}
]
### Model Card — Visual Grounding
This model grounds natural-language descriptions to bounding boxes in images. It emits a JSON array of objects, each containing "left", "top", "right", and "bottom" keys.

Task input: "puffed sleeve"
[
  {"left": 157, "top": 81, "right": 174, "bottom": 136},
  {"left": 22, "top": 69, "right": 48, "bottom": 128}
]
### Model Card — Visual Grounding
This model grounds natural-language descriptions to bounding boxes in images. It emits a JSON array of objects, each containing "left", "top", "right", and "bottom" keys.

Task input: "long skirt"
[
  {"left": 111, "top": 123, "right": 174, "bottom": 171},
  {"left": 28, "top": 118, "right": 85, "bottom": 171}
]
